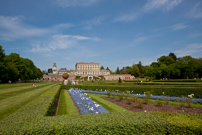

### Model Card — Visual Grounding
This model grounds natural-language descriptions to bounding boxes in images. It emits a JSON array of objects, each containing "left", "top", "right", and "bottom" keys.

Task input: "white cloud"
[
  {"left": 174, "top": 43, "right": 202, "bottom": 57},
  {"left": 114, "top": 0, "right": 182, "bottom": 23},
  {"left": 114, "top": 13, "right": 139, "bottom": 22},
  {"left": 189, "top": 33, "right": 202, "bottom": 38},
  {"left": 144, "top": 0, "right": 183, "bottom": 11},
  {"left": 0, "top": 16, "right": 73, "bottom": 41},
  {"left": 83, "top": 16, "right": 106, "bottom": 29},
  {"left": 187, "top": 3, "right": 202, "bottom": 19},
  {"left": 133, "top": 36, "right": 148, "bottom": 43},
  {"left": 170, "top": 23, "right": 188, "bottom": 30},
  {"left": 55, "top": 0, "right": 98, "bottom": 7},
  {"left": 30, "top": 34, "right": 100, "bottom": 53}
]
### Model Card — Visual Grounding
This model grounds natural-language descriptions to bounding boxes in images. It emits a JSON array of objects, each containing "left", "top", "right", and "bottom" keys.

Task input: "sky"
[{"left": 0, "top": 0, "right": 202, "bottom": 72}]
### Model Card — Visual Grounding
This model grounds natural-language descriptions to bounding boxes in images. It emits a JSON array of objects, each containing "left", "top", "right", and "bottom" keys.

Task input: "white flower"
[
  {"left": 89, "top": 107, "right": 94, "bottom": 111},
  {"left": 96, "top": 112, "right": 98, "bottom": 114},
  {"left": 95, "top": 104, "right": 100, "bottom": 108},
  {"left": 144, "top": 110, "right": 147, "bottom": 112}
]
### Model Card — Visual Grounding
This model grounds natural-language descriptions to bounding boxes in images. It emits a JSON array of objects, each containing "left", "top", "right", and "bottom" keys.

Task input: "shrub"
[
  {"left": 137, "top": 99, "right": 144, "bottom": 108},
  {"left": 118, "top": 93, "right": 124, "bottom": 101},
  {"left": 156, "top": 98, "right": 163, "bottom": 107}
]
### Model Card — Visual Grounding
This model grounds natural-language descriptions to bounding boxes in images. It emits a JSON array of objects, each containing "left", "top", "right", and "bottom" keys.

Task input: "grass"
[
  {"left": 0, "top": 83, "right": 58, "bottom": 120},
  {"left": 57, "top": 89, "right": 79, "bottom": 115},
  {"left": 86, "top": 93, "right": 130, "bottom": 112},
  {"left": 0, "top": 83, "right": 50, "bottom": 100}
]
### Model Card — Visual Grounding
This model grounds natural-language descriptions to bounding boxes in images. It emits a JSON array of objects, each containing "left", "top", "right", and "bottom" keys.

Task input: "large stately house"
[
  {"left": 58, "top": 62, "right": 110, "bottom": 76},
  {"left": 42, "top": 62, "right": 134, "bottom": 81}
]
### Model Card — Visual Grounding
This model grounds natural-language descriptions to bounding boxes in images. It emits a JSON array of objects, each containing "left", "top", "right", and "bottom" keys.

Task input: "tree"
[
  {"left": 0, "top": 45, "right": 7, "bottom": 82},
  {"left": 159, "top": 63, "right": 171, "bottom": 79},
  {"left": 100, "top": 66, "right": 105, "bottom": 70},
  {"left": 169, "top": 52, "right": 177, "bottom": 62},
  {"left": 118, "top": 77, "right": 122, "bottom": 84},
  {"left": 157, "top": 56, "right": 175, "bottom": 66},
  {"left": 137, "top": 61, "right": 142, "bottom": 71},
  {"left": 0, "top": 45, "right": 43, "bottom": 83},
  {"left": 187, "top": 58, "right": 201, "bottom": 78},
  {"left": 150, "top": 62, "right": 158, "bottom": 67},
  {"left": 116, "top": 67, "right": 120, "bottom": 74},
  {"left": 4, "top": 53, "right": 21, "bottom": 82},
  {"left": 132, "top": 64, "right": 140, "bottom": 77},
  {"left": 48, "top": 68, "right": 53, "bottom": 73},
  {"left": 175, "top": 59, "right": 188, "bottom": 79}
]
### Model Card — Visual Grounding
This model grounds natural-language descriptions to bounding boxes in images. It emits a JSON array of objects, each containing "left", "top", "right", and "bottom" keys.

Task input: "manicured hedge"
[
  {"left": 153, "top": 79, "right": 202, "bottom": 82},
  {"left": 65, "top": 85, "right": 202, "bottom": 98},
  {"left": 0, "top": 84, "right": 202, "bottom": 134},
  {"left": 46, "top": 84, "right": 62, "bottom": 116}
]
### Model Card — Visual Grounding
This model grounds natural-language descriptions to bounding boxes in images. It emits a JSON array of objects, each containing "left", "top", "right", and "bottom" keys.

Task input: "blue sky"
[{"left": 0, "top": 0, "right": 202, "bottom": 72}]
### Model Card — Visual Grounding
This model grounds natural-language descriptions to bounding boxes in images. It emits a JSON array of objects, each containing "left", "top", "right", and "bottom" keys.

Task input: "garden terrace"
[{"left": 0, "top": 82, "right": 202, "bottom": 134}]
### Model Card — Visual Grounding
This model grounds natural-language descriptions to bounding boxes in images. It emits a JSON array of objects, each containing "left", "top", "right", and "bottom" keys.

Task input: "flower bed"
[
  {"left": 74, "top": 89, "right": 202, "bottom": 104},
  {"left": 68, "top": 89, "right": 109, "bottom": 114}
]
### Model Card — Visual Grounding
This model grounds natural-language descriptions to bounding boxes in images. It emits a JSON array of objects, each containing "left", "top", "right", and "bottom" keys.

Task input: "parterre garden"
[{"left": 0, "top": 80, "right": 202, "bottom": 134}]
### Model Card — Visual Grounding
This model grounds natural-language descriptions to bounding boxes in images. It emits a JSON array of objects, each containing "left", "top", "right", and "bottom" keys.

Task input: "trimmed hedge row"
[
  {"left": 46, "top": 84, "right": 62, "bottom": 116},
  {"left": 104, "top": 82, "right": 202, "bottom": 86},
  {"left": 66, "top": 85, "right": 202, "bottom": 98},
  {"left": 153, "top": 79, "right": 202, "bottom": 82},
  {"left": 0, "top": 84, "right": 202, "bottom": 134}
]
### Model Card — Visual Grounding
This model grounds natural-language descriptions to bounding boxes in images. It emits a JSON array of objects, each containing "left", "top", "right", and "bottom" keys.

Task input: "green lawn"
[
  {"left": 86, "top": 93, "right": 130, "bottom": 112},
  {"left": 57, "top": 89, "right": 79, "bottom": 115},
  {"left": 0, "top": 82, "right": 59, "bottom": 120},
  {"left": 0, "top": 83, "right": 51, "bottom": 100}
]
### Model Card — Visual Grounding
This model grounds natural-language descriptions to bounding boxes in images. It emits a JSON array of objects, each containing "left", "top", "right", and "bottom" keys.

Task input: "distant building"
[
  {"left": 104, "top": 74, "right": 134, "bottom": 80},
  {"left": 53, "top": 63, "right": 57, "bottom": 74},
  {"left": 58, "top": 62, "right": 110, "bottom": 76},
  {"left": 42, "top": 62, "right": 134, "bottom": 81}
]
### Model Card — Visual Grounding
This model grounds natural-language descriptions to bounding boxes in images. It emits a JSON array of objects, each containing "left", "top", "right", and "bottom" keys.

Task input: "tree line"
[
  {"left": 101, "top": 53, "right": 202, "bottom": 79},
  {"left": 0, "top": 45, "right": 43, "bottom": 83}
]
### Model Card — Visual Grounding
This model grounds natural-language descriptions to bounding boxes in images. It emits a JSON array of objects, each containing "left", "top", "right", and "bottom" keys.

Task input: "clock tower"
[{"left": 53, "top": 63, "right": 57, "bottom": 74}]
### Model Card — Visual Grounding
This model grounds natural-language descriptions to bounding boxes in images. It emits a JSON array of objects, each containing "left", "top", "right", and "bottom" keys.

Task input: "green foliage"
[
  {"left": 118, "top": 92, "right": 124, "bottom": 101},
  {"left": 0, "top": 82, "right": 56, "bottom": 120},
  {"left": 127, "top": 94, "right": 133, "bottom": 104},
  {"left": 137, "top": 99, "right": 144, "bottom": 108},
  {"left": 68, "top": 84, "right": 202, "bottom": 98},
  {"left": 46, "top": 85, "right": 62, "bottom": 116},
  {"left": 186, "top": 98, "right": 193, "bottom": 108},
  {"left": 75, "top": 76, "right": 81, "bottom": 80},
  {"left": 106, "top": 90, "right": 112, "bottom": 98},
  {"left": 0, "top": 45, "right": 42, "bottom": 83},
  {"left": 100, "top": 65, "right": 105, "bottom": 69},
  {"left": 156, "top": 98, "right": 163, "bottom": 107},
  {"left": 86, "top": 93, "right": 128, "bottom": 112},
  {"left": 164, "top": 96, "right": 170, "bottom": 104},
  {"left": 0, "top": 84, "right": 202, "bottom": 134},
  {"left": 57, "top": 89, "right": 79, "bottom": 115},
  {"left": 118, "top": 77, "right": 122, "bottom": 84}
]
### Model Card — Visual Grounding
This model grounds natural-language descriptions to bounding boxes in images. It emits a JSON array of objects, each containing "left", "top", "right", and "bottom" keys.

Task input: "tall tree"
[
  {"left": 157, "top": 56, "right": 175, "bottom": 66},
  {"left": 48, "top": 68, "right": 53, "bottom": 73},
  {"left": 116, "top": 67, "right": 120, "bottom": 74},
  {"left": 137, "top": 61, "right": 142, "bottom": 71},
  {"left": 132, "top": 64, "right": 140, "bottom": 77},
  {"left": 100, "top": 66, "right": 105, "bottom": 70},
  {"left": 0, "top": 45, "right": 6, "bottom": 82},
  {"left": 169, "top": 52, "right": 177, "bottom": 62},
  {"left": 4, "top": 53, "right": 21, "bottom": 82}
]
